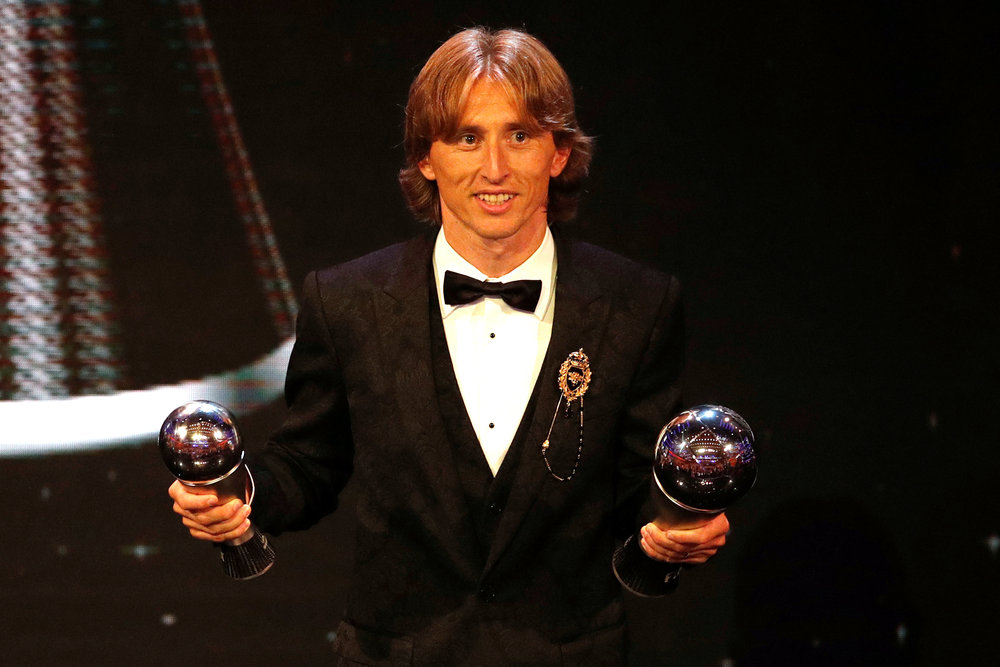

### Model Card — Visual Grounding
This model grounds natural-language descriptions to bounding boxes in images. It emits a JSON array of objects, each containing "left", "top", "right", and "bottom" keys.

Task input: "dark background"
[{"left": 3, "top": 1, "right": 997, "bottom": 664}]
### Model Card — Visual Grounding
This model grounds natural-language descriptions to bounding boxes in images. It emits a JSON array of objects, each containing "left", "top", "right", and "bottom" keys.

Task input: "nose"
[{"left": 480, "top": 140, "right": 509, "bottom": 183}]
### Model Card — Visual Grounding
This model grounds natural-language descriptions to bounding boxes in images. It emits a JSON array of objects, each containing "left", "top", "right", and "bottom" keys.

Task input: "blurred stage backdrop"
[{"left": 1, "top": 1, "right": 996, "bottom": 664}]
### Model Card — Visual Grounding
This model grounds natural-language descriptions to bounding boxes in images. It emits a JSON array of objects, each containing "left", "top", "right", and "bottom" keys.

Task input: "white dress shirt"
[{"left": 433, "top": 227, "right": 556, "bottom": 475}]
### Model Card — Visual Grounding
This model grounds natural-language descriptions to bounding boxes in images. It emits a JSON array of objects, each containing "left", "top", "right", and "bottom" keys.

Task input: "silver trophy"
[
  {"left": 613, "top": 404, "right": 757, "bottom": 596},
  {"left": 159, "top": 400, "right": 275, "bottom": 579}
]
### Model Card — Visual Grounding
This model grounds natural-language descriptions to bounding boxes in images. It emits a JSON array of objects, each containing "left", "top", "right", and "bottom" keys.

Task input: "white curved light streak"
[{"left": 0, "top": 338, "right": 293, "bottom": 457}]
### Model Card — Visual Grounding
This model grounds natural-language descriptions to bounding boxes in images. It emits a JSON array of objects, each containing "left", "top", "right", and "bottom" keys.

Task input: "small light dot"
[
  {"left": 326, "top": 631, "right": 338, "bottom": 643},
  {"left": 40, "top": 486, "right": 51, "bottom": 501},
  {"left": 161, "top": 613, "right": 177, "bottom": 626},
  {"left": 107, "top": 469, "right": 118, "bottom": 482},
  {"left": 986, "top": 533, "right": 1000, "bottom": 557},
  {"left": 121, "top": 543, "right": 160, "bottom": 560},
  {"left": 55, "top": 544, "right": 69, "bottom": 557}
]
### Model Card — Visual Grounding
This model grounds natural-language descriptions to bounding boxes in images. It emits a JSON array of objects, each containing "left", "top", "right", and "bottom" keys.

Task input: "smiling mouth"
[{"left": 477, "top": 193, "right": 515, "bottom": 205}]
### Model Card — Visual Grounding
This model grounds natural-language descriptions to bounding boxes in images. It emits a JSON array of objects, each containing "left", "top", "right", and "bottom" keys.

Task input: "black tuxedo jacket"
[{"left": 251, "top": 230, "right": 684, "bottom": 665}]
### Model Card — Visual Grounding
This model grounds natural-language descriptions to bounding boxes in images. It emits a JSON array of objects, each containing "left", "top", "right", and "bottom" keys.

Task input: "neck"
[{"left": 441, "top": 221, "right": 547, "bottom": 278}]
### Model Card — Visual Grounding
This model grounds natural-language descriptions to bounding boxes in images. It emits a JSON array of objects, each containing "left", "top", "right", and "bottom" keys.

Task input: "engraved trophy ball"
[
  {"left": 653, "top": 404, "right": 757, "bottom": 513},
  {"left": 159, "top": 400, "right": 243, "bottom": 483}
]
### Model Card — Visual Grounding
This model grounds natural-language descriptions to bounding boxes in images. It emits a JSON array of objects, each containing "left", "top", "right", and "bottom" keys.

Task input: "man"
[{"left": 170, "top": 27, "right": 729, "bottom": 665}]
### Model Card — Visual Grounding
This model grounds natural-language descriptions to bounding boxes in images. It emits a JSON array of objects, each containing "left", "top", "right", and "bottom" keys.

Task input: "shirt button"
[
  {"left": 488, "top": 422, "right": 495, "bottom": 429},
  {"left": 489, "top": 332, "right": 496, "bottom": 339}
]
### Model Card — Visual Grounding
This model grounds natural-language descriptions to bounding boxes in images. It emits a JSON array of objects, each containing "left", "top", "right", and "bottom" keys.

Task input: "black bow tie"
[{"left": 443, "top": 270, "right": 542, "bottom": 313}]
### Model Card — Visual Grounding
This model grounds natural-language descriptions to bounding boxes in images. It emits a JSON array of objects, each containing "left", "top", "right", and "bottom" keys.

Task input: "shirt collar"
[{"left": 433, "top": 226, "right": 556, "bottom": 320}]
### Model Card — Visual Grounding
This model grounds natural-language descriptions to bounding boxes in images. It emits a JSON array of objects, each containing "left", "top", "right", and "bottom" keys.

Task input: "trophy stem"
[
  {"left": 221, "top": 525, "right": 275, "bottom": 580},
  {"left": 612, "top": 533, "right": 682, "bottom": 597}
]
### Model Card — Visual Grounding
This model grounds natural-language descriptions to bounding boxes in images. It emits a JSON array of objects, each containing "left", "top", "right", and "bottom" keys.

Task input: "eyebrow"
[{"left": 454, "top": 121, "right": 529, "bottom": 135}]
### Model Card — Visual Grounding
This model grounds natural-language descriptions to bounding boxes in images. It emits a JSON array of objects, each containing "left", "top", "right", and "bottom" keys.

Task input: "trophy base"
[
  {"left": 220, "top": 526, "right": 275, "bottom": 580},
  {"left": 612, "top": 533, "right": 681, "bottom": 597}
]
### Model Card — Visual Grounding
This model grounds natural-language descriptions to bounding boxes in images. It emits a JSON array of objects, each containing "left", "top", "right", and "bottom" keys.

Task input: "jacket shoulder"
[
  {"left": 559, "top": 237, "right": 678, "bottom": 299},
  {"left": 308, "top": 233, "right": 433, "bottom": 298}
]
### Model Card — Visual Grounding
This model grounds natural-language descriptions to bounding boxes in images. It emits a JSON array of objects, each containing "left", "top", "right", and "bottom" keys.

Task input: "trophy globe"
[
  {"left": 614, "top": 404, "right": 757, "bottom": 596},
  {"left": 159, "top": 400, "right": 275, "bottom": 579},
  {"left": 653, "top": 404, "right": 757, "bottom": 514}
]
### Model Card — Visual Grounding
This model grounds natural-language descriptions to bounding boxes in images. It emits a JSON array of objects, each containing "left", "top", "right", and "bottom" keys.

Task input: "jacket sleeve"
[
  {"left": 249, "top": 271, "right": 355, "bottom": 535},
  {"left": 612, "top": 273, "right": 685, "bottom": 541}
]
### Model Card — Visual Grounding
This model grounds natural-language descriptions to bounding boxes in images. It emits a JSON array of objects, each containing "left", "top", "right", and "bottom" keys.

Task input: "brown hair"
[{"left": 399, "top": 27, "right": 593, "bottom": 224}]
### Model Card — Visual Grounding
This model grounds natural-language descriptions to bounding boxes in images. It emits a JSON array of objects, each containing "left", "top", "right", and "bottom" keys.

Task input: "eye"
[
  {"left": 512, "top": 130, "right": 529, "bottom": 143},
  {"left": 459, "top": 134, "right": 477, "bottom": 146}
]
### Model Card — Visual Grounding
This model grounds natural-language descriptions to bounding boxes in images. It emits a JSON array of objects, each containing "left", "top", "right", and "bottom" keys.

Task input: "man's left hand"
[{"left": 639, "top": 512, "right": 730, "bottom": 564}]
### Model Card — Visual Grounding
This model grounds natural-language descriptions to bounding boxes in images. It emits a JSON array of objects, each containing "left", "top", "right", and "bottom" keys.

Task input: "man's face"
[{"left": 418, "top": 78, "right": 571, "bottom": 260}]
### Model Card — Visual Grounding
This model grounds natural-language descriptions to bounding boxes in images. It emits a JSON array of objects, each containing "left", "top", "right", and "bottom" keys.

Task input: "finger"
[
  {"left": 666, "top": 513, "right": 730, "bottom": 547},
  {"left": 168, "top": 480, "right": 220, "bottom": 510},
  {"left": 666, "top": 529, "right": 727, "bottom": 551},
  {"left": 181, "top": 503, "right": 251, "bottom": 541},
  {"left": 186, "top": 515, "right": 252, "bottom": 543},
  {"left": 639, "top": 534, "right": 716, "bottom": 564},
  {"left": 169, "top": 478, "right": 215, "bottom": 498},
  {"left": 639, "top": 533, "right": 711, "bottom": 563},
  {"left": 640, "top": 525, "right": 697, "bottom": 562},
  {"left": 641, "top": 518, "right": 728, "bottom": 563},
  {"left": 175, "top": 498, "right": 247, "bottom": 527}
]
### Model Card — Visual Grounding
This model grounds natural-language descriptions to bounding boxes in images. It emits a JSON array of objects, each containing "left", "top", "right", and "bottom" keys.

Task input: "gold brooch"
[
  {"left": 542, "top": 349, "right": 591, "bottom": 481},
  {"left": 558, "top": 349, "right": 591, "bottom": 404}
]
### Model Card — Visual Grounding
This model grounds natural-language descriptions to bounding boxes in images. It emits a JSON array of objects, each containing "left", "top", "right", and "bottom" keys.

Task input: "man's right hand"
[{"left": 168, "top": 479, "right": 252, "bottom": 543}]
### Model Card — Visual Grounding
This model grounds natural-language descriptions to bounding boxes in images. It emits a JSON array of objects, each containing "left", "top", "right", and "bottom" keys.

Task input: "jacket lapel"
[
  {"left": 483, "top": 236, "right": 610, "bottom": 574},
  {"left": 375, "top": 233, "right": 438, "bottom": 443},
  {"left": 374, "top": 233, "right": 478, "bottom": 546}
]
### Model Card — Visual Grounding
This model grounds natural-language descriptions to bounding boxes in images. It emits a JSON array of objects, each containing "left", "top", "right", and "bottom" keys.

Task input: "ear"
[
  {"left": 549, "top": 145, "right": 571, "bottom": 178},
  {"left": 418, "top": 155, "right": 436, "bottom": 181}
]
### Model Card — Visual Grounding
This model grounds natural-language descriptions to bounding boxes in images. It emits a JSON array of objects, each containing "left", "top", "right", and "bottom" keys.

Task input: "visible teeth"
[{"left": 478, "top": 193, "right": 513, "bottom": 205}]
